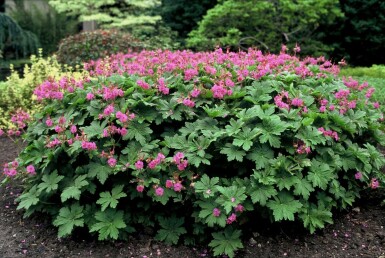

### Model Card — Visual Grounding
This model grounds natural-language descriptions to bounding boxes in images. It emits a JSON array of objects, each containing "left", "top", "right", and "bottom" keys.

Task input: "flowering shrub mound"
[{"left": 3, "top": 48, "right": 385, "bottom": 258}]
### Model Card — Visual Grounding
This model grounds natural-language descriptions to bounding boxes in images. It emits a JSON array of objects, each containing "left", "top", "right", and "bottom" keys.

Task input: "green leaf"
[
  {"left": 87, "top": 162, "right": 112, "bottom": 185},
  {"left": 215, "top": 185, "right": 247, "bottom": 213},
  {"left": 38, "top": 170, "right": 64, "bottom": 193},
  {"left": 155, "top": 216, "right": 187, "bottom": 245},
  {"left": 53, "top": 203, "right": 84, "bottom": 237},
  {"left": 90, "top": 209, "right": 126, "bottom": 240},
  {"left": 249, "top": 184, "right": 277, "bottom": 206},
  {"left": 209, "top": 227, "right": 243, "bottom": 258},
  {"left": 306, "top": 160, "right": 334, "bottom": 190},
  {"left": 293, "top": 178, "right": 314, "bottom": 200},
  {"left": 194, "top": 174, "right": 219, "bottom": 198},
  {"left": 203, "top": 104, "right": 230, "bottom": 118},
  {"left": 197, "top": 201, "right": 227, "bottom": 227},
  {"left": 266, "top": 192, "right": 303, "bottom": 221},
  {"left": 299, "top": 203, "right": 333, "bottom": 234},
  {"left": 17, "top": 185, "right": 39, "bottom": 210},
  {"left": 61, "top": 175, "right": 89, "bottom": 202},
  {"left": 225, "top": 118, "right": 244, "bottom": 136},
  {"left": 295, "top": 126, "right": 326, "bottom": 146},
  {"left": 97, "top": 185, "right": 127, "bottom": 211},
  {"left": 82, "top": 120, "right": 107, "bottom": 139},
  {"left": 232, "top": 127, "right": 261, "bottom": 151},
  {"left": 246, "top": 144, "right": 274, "bottom": 170},
  {"left": 220, "top": 143, "right": 246, "bottom": 162},
  {"left": 123, "top": 120, "right": 153, "bottom": 145}
]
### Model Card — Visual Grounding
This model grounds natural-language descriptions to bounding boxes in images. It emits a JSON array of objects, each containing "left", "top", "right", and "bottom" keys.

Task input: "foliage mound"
[
  {"left": 0, "top": 50, "right": 86, "bottom": 129},
  {"left": 56, "top": 30, "right": 145, "bottom": 67},
  {"left": 340, "top": 65, "right": 385, "bottom": 79},
  {"left": 3, "top": 49, "right": 385, "bottom": 258}
]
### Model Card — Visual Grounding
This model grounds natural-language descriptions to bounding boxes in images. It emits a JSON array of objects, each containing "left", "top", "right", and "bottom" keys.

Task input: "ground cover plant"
[{"left": 2, "top": 48, "right": 385, "bottom": 257}]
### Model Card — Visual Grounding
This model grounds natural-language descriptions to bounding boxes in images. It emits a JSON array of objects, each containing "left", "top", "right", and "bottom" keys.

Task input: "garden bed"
[{"left": 0, "top": 136, "right": 384, "bottom": 258}]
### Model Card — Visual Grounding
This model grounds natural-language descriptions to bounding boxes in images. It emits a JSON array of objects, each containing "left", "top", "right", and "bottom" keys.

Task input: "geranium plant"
[{"left": 2, "top": 47, "right": 385, "bottom": 258}]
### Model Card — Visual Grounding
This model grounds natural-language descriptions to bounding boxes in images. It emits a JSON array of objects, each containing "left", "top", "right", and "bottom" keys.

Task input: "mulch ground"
[{"left": 0, "top": 135, "right": 384, "bottom": 258}]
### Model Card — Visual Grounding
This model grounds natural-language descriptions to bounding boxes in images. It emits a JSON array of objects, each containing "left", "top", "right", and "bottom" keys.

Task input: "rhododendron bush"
[{"left": 2, "top": 48, "right": 385, "bottom": 258}]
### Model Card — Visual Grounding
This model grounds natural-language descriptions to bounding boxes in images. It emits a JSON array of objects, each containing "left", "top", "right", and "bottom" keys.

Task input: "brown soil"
[{"left": 0, "top": 136, "right": 385, "bottom": 258}]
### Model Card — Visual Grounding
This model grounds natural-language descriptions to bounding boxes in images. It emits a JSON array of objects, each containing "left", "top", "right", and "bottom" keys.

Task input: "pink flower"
[
  {"left": 165, "top": 180, "right": 174, "bottom": 188},
  {"left": 173, "top": 182, "right": 183, "bottom": 192},
  {"left": 291, "top": 98, "right": 303, "bottom": 107},
  {"left": 148, "top": 159, "right": 159, "bottom": 169},
  {"left": 70, "top": 125, "right": 77, "bottom": 134},
  {"left": 46, "top": 118, "right": 53, "bottom": 127},
  {"left": 108, "top": 157, "right": 117, "bottom": 167},
  {"left": 320, "top": 99, "right": 328, "bottom": 106},
  {"left": 6, "top": 168, "right": 17, "bottom": 177},
  {"left": 213, "top": 208, "right": 221, "bottom": 217},
  {"left": 137, "top": 80, "right": 150, "bottom": 90},
  {"left": 348, "top": 100, "right": 356, "bottom": 109},
  {"left": 155, "top": 187, "right": 164, "bottom": 196},
  {"left": 86, "top": 92, "right": 95, "bottom": 100},
  {"left": 355, "top": 172, "right": 362, "bottom": 180},
  {"left": 329, "top": 105, "right": 335, "bottom": 111},
  {"left": 182, "top": 98, "right": 195, "bottom": 108},
  {"left": 58, "top": 116, "right": 66, "bottom": 125},
  {"left": 81, "top": 141, "right": 97, "bottom": 150},
  {"left": 116, "top": 111, "right": 128, "bottom": 123},
  {"left": 55, "top": 125, "right": 63, "bottom": 133},
  {"left": 103, "top": 105, "right": 115, "bottom": 116},
  {"left": 0, "top": 129, "right": 4, "bottom": 136},
  {"left": 119, "top": 127, "right": 127, "bottom": 136},
  {"left": 226, "top": 213, "right": 237, "bottom": 224},
  {"left": 26, "top": 165, "right": 36, "bottom": 175},
  {"left": 135, "top": 160, "right": 144, "bottom": 170},
  {"left": 235, "top": 204, "right": 244, "bottom": 213},
  {"left": 319, "top": 106, "right": 326, "bottom": 112},
  {"left": 177, "top": 160, "right": 188, "bottom": 171},
  {"left": 373, "top": 102, "right": 380, "bottom": 109},
  {"left": 136, "top": 185, "right": 144, "bottom": 193},
  {"left": 293, "top": 43, "right": 301, "bottom": 53},
  {"left": 370, "top": 178, "right": 379, "bottom": 189},
  {"left": 191, "top": 88, "right": 201, "bottom": 98}
]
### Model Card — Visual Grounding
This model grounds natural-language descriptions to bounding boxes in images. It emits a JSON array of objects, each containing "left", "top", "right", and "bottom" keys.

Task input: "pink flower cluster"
[
  {"left": 182, "top": 98, "right": 195, "bottom": 107},
  {"left": 296, "top": 143, "right": 311, "bottom": 155},
  {"left": 137, "top": 80, "right": 150, "bottom": 90},
  {"left": 165, "top": 179, "right": 183, "bottom": 192},
  {"left": 213, "top": 208, "right": 221, "bottom": 217},
  {"left": 81, "top": 141, "right": 97, "bottom": 150},
  {"left": 370, "top": 178, "right": 379, "bottom": 189},
  {"left": 46, "top": 138, "right": 61, "bottom": 148},
  {"left": 318, "top": 127, "right": 339, "bottom": 141},
  {"left": 102, "top": 85, "right": 124, "bottom": 100},
  {"left": 26, "top": 165, "right": 36, "bottom": 175},
  {"left": 10, "top": 110, "right": 31, "bottom": 130},
  {"left": 148, "top": 153, "right": 166, "bottom": 169},
  {"left": 157, "top": 78, "right": 169, "bottom": 95},
  {"left": 226, "top": 213, "right": 237, "bottom": 224},
  {"left": 274, "top": 91, "right": 290, "bottom": 110},
  {"left": 34, "top": 77, "right": 85, "bottom": 101},
  {"left": 3, "top": 160, "right": 19, "bottom": 177},
  {"left": 135, "top": 160, "right": 144, "bottom": 170},
  {"left": 173, "top": 152, "right": 188, "bottom": 171}
]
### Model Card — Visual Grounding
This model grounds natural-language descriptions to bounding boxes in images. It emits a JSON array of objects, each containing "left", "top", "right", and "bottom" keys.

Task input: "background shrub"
[
  {"left": 4, "top": 49, "right": 385, "bottom": 258},
  {"left": 55, "top": 29, "right": 145, "bottom": 67},
  {"left": 8, "top": 0, "right": 78, "bottom": 55},
  {"left": 0, "top": 50, "right": 86, "bottom": 129}
]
